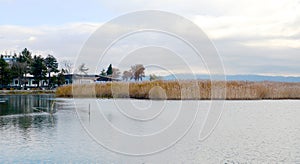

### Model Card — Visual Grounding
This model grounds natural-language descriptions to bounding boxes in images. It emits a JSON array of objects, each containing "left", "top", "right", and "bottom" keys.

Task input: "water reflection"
[
  {"left": 0, "top": 95, "right": 57, "bottom": 131},
  {"left": 1, "top": 97, "right": 300, "bottom": 163},
  {"left": 0, "top": 95, "right": 56, "bottom": 116}
]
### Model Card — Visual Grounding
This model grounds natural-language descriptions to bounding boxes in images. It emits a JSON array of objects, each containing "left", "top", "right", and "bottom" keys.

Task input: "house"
[
  {"left": 8, "top": 74, "right": 99, "bottom": 89},
  {"left": 1, "top": 53, "right": 115, "bottom": 89},
  {"left": 10, "top": 74, "right": 48, "bottom": 89},
  {"left": 96, "top": 75, "right": 112, "bottom": 82},
  {"left": 95, "top": 75, "right": 121, "bottom": 82},
  {"left": 64, "top": 74, "right": 98, "bottom": 85},
  {"left": 63, "top": 74, "right": 120, "bottom": 85},
  {"left": 1, "top": 54, "right": 16, "bottom": 66},
  {"left": 6, "top": 74, "right": 100, "bottom": 89},
  {"left": 64, "top": 74, "right": 73, "bottom": 85}
]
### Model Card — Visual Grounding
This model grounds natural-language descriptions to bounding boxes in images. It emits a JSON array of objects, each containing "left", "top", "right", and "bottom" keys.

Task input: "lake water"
[{"left": 0, "top": 95, "right": 299, "bottom": 163}]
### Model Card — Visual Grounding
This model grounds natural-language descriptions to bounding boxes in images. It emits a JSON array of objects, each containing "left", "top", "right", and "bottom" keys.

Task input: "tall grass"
[{"left": 56, "top": 80, "right": 300, "bottom": 100}]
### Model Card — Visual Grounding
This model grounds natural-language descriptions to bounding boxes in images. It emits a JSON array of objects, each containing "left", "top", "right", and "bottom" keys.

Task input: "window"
[{"left": 15, "top": 80, "right": 18, "bottom": 85}]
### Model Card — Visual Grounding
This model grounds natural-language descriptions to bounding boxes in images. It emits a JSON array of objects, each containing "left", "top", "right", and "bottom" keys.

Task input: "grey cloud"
[
  {"left": 1, "top": 14, "right": 299, "bottom": 76},
  {"left": 0, "top": 23, "right": 98, "bottom": 65}
]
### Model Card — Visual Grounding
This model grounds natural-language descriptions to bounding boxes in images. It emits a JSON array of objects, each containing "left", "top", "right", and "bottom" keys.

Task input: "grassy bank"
[
  {"left": 0, "top": 90, "right": 55, "bottom": 95},
  {"left": 55, "top": 80, "right": 300, "bottom": 100}
]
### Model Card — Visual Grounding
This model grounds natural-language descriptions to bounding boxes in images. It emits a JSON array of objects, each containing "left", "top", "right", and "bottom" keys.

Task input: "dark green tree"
[
  {"left": 20, "top": 48, "right": 32, "bottom": 63},
  {"left": 100, "top": 69, "right": 106, "bottom": 76},
  {"left": 10, "top": 61, "right": 26, "bottom": 88},
  {"left": 0, "top": 56, "right": 12, "bottom": 87},
  {"left": 45, "top": 54, "right": 59, "bottom": 88},
  {"left": 17, "top": 48, "right": 32, "bottom": 88},
  {"left": 30, "top": 55, "right": 47, "bottom": 88},
  {"left": 57, "top": 72, "right": 66, "bottom": 86},
  {"left": 106, "top": 64, "right": 113, "bottom": 76}
]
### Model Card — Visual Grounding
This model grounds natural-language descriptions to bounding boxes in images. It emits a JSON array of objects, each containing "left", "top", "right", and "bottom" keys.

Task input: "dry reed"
[{"left": 55, "top": 80, "right": 300, "bottom": 100}]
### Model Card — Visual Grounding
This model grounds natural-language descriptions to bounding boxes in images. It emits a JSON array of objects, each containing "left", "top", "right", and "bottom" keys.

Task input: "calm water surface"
[{"left": 0, "top": 95, "right": 299, "bottom": 163}]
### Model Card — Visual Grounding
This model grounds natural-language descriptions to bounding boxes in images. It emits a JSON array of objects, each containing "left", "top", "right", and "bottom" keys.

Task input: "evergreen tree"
[
  {"left": 30, "top": 55, "right": 47, "bottom": 88},
  {"left": 106, "top": 64, "right": 113, "bottom": 76},
  {"left": 100, "top": 69, "right": 106, "bottom": 76},
  {"left": 20, "top": 48, "right": 32, "bottom": 63},
  {"left": 10, "top": 61, "right": 26, "bottom": 88},
  {"left": 57, "top": 72, "right": 66, "bottom": 86},
  {"left": 45, "top": 54, "right": 59, "bottom": 88},
  {"left": 17, "top": 48, "right": 32, "bottom": 88},
  {"left": 0, "top": 56, "right": 11, "bottom": 87}
]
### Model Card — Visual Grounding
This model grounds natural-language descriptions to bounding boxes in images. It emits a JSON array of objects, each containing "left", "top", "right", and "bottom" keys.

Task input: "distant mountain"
[{"left": 160, "top": 74, "right": 300, "bottom": 83}]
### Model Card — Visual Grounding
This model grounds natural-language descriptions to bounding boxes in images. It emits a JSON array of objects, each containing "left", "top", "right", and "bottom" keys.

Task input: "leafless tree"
[
  {"left": 112, "top": 68, "right": 121, "bottom": 79},
  {"left": 78, "top": 63, "right": 89, "bottom": 75},
  {"left": 131, "top": 64, "right": 145, "bottom": 81},
  {"left": 61, "top": 60, "right": 73, "bottom": 74},
  {"left": 122, "top": 70, "right": 133, "bottom": 81}
]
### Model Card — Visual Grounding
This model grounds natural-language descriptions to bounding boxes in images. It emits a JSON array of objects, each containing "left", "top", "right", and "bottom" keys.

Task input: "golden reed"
[{"left": 56, "top": 80, "right": 300, "bottom": 100}]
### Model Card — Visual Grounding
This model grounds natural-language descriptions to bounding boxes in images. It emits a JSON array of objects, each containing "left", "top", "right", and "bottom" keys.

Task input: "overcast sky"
[{"left": 0, "top": 0, "right": 299, "bottom": 76}]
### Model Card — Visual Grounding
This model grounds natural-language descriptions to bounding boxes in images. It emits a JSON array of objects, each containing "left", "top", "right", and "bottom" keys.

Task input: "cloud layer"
[{"left": 0, "top": 0, "right": 299, "bottom": 76}]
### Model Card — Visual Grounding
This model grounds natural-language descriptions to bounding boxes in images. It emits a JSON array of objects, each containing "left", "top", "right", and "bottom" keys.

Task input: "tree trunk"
[
  {"left": 37, "top": 80, "right": 40, "bottom": 88},
  {"left": 48, "top": 72, "right": 51, "bottom": 89},
  {"left": 18, "top": 77, "right": 21, "bottom": 88},
  {"left": 24, "top": 72, "right": 27, "bottom": 89}
]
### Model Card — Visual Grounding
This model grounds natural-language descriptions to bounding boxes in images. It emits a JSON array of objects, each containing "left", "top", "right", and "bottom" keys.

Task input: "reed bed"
[{"left": 56, "top": 80, "right": 300, "bottom": 100}]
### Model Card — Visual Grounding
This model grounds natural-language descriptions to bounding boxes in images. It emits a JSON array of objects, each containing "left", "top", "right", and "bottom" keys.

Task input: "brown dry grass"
[{"left": 55, "top": 80, "right": 300, "bottom": 100}]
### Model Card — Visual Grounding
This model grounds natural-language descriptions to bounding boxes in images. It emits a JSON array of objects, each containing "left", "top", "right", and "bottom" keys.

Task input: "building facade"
[
  {"left": 2, "top": 54, "right": 16, "bottom": 66},
  {"left": 10, "top": 75, "right": 48, "bottom": 89}
]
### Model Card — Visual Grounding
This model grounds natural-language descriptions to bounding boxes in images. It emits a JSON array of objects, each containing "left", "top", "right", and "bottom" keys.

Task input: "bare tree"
[
  {"left": 61, "top": 60, "right": 73, "bottom": 74},
  {"left": 131, "top": 64, "right": 145, "bottom": 81},
  {"left": 122, "top": 70, "right": 133, "bottom": 81},
  {"left": 112, "top": 68, "right": 121, "bottom": 79},
  {"left": 78, "top": 63, "right": 89, "bottom": 75}
]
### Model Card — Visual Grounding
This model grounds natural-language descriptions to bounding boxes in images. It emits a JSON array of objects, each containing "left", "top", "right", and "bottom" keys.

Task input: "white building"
[
  {"left": 10, "top": 74, "right": 49, "bottom": 89},
  {"left": 1, "top": 54, "right": 16, "bottom": 66}
]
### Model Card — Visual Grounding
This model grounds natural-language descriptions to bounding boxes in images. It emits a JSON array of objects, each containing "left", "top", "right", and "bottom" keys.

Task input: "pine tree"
[
  {"left": 106, "top": 64, "right": 113, "bottom": 76},
  {"left": 30, "top": 55, "right": 47, "bottom": 88},
  {"left": 45, "top": 54, "right": 59, "bottom": 88},
  {"left": 100, "top": 69, "right": 106, "bottom": 76},
  {"left": 0, "top": 56, "right": 12, "bottom": 87}
]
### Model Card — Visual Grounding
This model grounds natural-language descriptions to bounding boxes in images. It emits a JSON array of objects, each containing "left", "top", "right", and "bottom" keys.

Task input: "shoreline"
[
  {"left": 2, "top": 80, "right": 300, "bottom": 100},
  {"left": 1, "top": 91, "right": 299, "bottom": 100},
  {"left": 0, "top": 90, "right": 55, "bottom": 95}
]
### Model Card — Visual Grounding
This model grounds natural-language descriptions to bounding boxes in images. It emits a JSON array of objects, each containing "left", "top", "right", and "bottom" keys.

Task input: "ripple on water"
[{"left": 1, "top": 99, "right": 300, "bottom": 163}]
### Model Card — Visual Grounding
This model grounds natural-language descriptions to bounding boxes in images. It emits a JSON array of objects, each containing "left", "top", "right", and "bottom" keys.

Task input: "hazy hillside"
[{"left": 161, "top": 74, "right": 300, "bottom": 82}]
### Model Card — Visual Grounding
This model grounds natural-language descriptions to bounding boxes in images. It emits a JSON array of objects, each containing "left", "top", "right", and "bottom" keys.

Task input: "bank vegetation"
[{"left": 56, "top": 80, "right": 300, "bottom": 100}]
